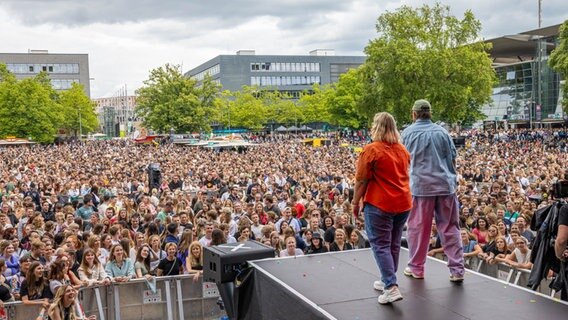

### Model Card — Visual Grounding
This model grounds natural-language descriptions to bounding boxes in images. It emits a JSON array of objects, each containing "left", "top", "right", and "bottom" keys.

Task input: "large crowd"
[{"left": 0, "top": 127, "right": 567, "bottom": 316}]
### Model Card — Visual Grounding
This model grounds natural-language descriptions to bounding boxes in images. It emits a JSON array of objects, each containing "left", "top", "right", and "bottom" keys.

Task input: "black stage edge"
[{"left": 242, "top": 248, "right": 567, "bottom": 320}]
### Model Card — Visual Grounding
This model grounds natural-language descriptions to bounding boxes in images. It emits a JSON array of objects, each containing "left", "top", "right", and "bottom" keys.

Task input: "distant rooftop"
[
  {"left": 230, "top": 49, "right": 345, "bottom": 57},
  {"left": 28, "top": 49, "right": 49, "bottom": 54},
  {"left": 485, "top": 23, "right": 561, "bottom": 65}
]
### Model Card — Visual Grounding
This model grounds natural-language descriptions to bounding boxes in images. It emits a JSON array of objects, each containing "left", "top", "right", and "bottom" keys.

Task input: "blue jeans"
[{"left": 364, "top": 204, "right": 409, "bottom": 289}]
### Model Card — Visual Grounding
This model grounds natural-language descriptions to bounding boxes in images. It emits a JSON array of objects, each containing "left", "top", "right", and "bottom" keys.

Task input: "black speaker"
[
  {"left": 203, "top": 241, "right": 274, "bottom": 320},
  {"left": 203, "top": 241, "right": 274, "bottom": 284},
  {"left": 147, "top": 163, "right": 161, "bottom": 191},
  {"left": 452, "top": 136, "right": 466, "bottom": 148}
]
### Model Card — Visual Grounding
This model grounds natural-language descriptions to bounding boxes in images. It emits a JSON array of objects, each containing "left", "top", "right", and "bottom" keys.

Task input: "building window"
[
  {"left": 250, "top": 76, "right": 320, "bottom": 87},
  {"left": 5, "top": 63, "right": 79, "bottom": 74},
  {"left": 192, "top": 64, "right": 221, "bottom": 81},
  {"left": 51, "top": 79, "right": 79, "bottom": 90},
  {"left": 249, "top": 62, "right": 321, "bottom": 73}
]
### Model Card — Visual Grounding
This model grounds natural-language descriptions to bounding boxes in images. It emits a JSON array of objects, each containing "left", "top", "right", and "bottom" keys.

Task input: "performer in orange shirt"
[{"left": 353, "top": 112, "right": 412, "bottom": 305}]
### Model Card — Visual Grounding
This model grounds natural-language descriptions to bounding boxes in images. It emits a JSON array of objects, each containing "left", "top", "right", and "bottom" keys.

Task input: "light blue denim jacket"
[
  {"left": 401, "top": 119, "right": 457, "bottom": 196},
  {"left": 105, "top": 259, "right": 135, "bottom": 278}
]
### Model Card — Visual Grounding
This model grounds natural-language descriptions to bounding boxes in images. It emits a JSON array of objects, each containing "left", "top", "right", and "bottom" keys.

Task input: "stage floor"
[{"left": 249, "top": 248, "right": 567, "bottom": 320}]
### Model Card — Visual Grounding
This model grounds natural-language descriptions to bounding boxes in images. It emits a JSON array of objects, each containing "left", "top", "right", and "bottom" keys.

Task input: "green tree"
[
  {"left": 212, "top": 90, "right": 231, "bottom": 127},
  {"left": 0, "top": 64, "right": 16, "bottom": 83},
  {"left": 0, "top": 68, "right": 63, "bottom": 143},
  {"left": 261, "top": 90, "right": 303, "bottom": 126},
  {"left": 221, "top": 86, "right": 268, "bottom": 130},
  {"left": 549, "top": 20, "right": 568, "bottom": 111},
  {"left": 298, "top": 83, "right": 331, "bottom": 124},
  {"left": 273, "top": 98, "right": 304, "bottom": 126},
  {"left": 360, "top": 3, "right": 495, "bottom": 124},
  {"left": 327, "top": 68, "right": 367, "bottom": 128},
  {"left": 59, "top": 82, "right": 98, "bottom": 136},
  {"left": 135, "top": 64, "right": 220, "bottom": 133}
]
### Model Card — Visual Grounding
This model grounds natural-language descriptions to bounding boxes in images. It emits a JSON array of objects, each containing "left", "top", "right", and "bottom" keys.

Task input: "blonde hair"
[
  {"left": 48, "top": 285, "right": 78, "bottom": 320},
  {"left": 370, "top": 112, "right": 400, "bottom": 144}
]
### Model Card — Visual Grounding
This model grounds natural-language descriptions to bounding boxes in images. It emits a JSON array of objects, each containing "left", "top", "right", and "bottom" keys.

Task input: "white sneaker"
[
  {"left": 373, "top": 281, "right": 384, "bottom": 291},
  {"left": 378, "top": 285, "right": 403, "bottom": 304},
  {"left": 403, "top": 267, "right": 424, "bottom": 279},
  {"left": 449, "top": 274, "right": 464, "bottom": 283}
]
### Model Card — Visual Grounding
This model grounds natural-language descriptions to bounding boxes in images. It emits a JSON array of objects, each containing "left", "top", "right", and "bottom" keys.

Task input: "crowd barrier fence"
[
  {"left": 2, "top": 255, "right": 563, "bottom": 319},
  {"left": 434, "top": 253, "right": 562, "bottom": 299},
  {"left": 2, "top": 274, "right": 225, "bottom": 320}
]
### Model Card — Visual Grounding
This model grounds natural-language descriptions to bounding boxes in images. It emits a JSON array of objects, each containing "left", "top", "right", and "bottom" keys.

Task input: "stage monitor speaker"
[
  {"left": 204, "top": 240, "right": 274, "bottom": 284},
  {"left": 204, "top": 241, "right": 274, "bottom": 320}
]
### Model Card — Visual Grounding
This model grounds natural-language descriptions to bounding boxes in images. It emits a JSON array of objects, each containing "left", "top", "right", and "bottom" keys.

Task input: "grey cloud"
[
  {"left": 5, "top": 0, "right": 565, "bottom": 42},
  {"left": 370, "top": 0, "right": 566, "bottom": 39},
  {"left": 3, "top": 0, "right": 351, "bottom": 27}
]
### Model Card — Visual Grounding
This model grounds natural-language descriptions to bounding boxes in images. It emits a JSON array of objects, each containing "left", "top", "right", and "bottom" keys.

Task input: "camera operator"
[{"left": 555, "top": 184, "right": 568, "bottom": 301}]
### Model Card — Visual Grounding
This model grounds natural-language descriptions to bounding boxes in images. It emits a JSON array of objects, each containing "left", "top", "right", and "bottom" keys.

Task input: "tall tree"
[
  {"left": 360, "top": 3, "right": 495, "bottom": 124},
  {"left": 221, "top": 86, "right": 269, "bottom": 130},
  {"left": 135, "top": 64, "right": 220, "bottom": 133},
  {"left": 549, "top": 20, "right": 568, "bottom": 111},
  {"left": 0, "top": 69, "right": 63, "bottom": 143},
  {"left": 263, "top": 90, "right": 303, "bottom": 126},
  {"left": 59, "top": 82, "right": 98, "bottom": 136},
  {"left": 298, "top": 84, "right": 331, "bottom": 124},
  {"left": 326, "top": 68, "right": 367, "bottom": 128}
]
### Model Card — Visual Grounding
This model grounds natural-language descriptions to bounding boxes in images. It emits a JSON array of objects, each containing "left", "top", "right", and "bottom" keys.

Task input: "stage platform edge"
[{"left": 242, "top": 248, "right": 567, "bottom": 320}]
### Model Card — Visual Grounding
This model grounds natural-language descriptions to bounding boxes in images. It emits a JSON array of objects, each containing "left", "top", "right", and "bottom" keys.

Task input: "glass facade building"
[{"left": 481, "top": 26, "right": 564, "bottom": 127}]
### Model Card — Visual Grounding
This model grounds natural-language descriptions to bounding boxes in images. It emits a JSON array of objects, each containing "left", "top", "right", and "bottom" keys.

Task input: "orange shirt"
[{"left": 355, "top": 141, "right": 412, "bottom": 214}]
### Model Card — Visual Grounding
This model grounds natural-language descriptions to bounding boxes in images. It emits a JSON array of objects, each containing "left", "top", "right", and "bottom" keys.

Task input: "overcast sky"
[{"left": 0, "top": 0, "right": 566, "bottom": 98}]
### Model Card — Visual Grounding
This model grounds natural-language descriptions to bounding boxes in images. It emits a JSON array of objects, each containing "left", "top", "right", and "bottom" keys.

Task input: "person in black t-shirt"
[
  {"left": 20, "top": 262, "right": 52, "bottom": 310},
  {"left": 157, "top": 243, "right": 183, "bottom": 276}
]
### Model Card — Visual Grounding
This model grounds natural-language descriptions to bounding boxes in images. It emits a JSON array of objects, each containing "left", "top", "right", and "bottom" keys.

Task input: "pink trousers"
[{"left": 406, "top": 194, "right": 464, "bottom": 277}]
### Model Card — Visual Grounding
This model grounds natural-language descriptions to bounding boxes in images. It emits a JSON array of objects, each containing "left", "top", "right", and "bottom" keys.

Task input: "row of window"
[
  {"left": 281, "top": 91, "right": 305, "bottom": 99},
  {"left": 250, "top": 62, "right": 321, "bottom": 73},
  {"left": 250, "top": 76, "right": 320, "bottom": 87},
  {"left": 192, "top": 64, "right": 220, "bottom": 81},
  {"left": 5, "top": 63, "right": 80, "bottom": 74},
  {"left": 51, "top": 79, "right": 79, "bottom": 90}
]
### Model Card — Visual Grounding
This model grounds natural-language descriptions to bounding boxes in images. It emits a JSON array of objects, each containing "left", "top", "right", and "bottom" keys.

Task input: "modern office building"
[
  {"left": 482, "top": 24, "right": 564, "bottom": 128},
  {"left": 186, "top": 49, "right": 365, "bottom": 98},
  {"left": 0, "top": 50, "right": 91, "bottom": 97}
]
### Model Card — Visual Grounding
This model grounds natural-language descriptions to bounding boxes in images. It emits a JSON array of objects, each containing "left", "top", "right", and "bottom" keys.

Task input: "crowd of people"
[{"left": 0, "top": 123, "right": 567, "bottom": 313}]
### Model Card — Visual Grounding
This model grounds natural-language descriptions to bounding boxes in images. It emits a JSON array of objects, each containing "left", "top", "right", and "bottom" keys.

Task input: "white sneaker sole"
[
  {"left": 403, "top": 269, "right": 424, "bottom": 279},
  {"left": 378, "top": 295, "right": 403, "bottom": 305}
]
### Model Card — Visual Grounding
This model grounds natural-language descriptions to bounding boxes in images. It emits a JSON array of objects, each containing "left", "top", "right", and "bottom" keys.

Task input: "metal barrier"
[
  {"left": 449, "top": 256, "right": 563, "bottom": 300},
  {"left": 2, "top": 275, "right": 225, "bottom": 320}
]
